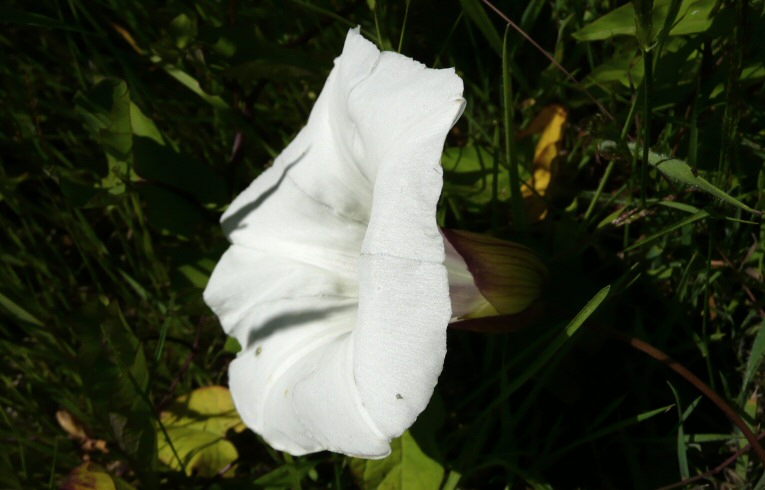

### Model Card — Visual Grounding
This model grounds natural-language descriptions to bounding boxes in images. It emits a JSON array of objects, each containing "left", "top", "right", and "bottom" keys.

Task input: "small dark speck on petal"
[
  {"left": 396, "top": 394, "right": 403, "bottom": 400},
  {"left": 256, "top": 346, "right": 263, "bottom": 356}
]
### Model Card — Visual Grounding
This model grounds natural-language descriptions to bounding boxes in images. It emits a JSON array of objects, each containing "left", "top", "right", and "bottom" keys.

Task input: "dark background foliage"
[{"left": 1, "top": 0, "right": 764, "bottom": 488}]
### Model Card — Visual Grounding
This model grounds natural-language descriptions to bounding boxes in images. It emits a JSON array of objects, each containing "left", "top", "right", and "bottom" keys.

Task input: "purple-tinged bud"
[{"left": 442, "top": 229, "right": 547, "bottom": 321}]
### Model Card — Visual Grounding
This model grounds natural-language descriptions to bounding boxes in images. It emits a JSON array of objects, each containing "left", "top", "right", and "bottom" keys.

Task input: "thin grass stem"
[
  {"left": 503, "top": 25, "right": 525, "bottom": 230},
  {"left": 593, "top": 325, "right": 765, "bottom": 467},
  {"left": 397, "top": 0, "right": 410, "bottom": 53},
  {"left": 641, "top": 49, "right": 653, "bottom": 207}
]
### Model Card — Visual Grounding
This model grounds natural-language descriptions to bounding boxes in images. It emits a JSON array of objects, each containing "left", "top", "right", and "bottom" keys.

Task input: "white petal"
[
  {"left": 220, "top": 148, "right": 367, "bottom": 277},
  {"left": 345, "top": 33, "right": 464, "bottom": 438},
  {"left": 354, "top": 256, "right": 451, "bottom": 438},
  {"left": 204, "top": 246, "right": 357, "bottom": 346},
  {"left": 204, "top": 27, "right": 465, "bottom": 457},
  {"left": 205, "top": 246, "right": 364, "bottom": 452}
]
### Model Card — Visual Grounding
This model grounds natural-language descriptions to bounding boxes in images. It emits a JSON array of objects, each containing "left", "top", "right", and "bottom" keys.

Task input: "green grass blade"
[
  {"left": 458, "top": 0, "right": 502, "bottom": 54},
  {"left": 625, "top": 210, "right": 709, "bottom": 251},
  {"left": 742, "top": 319, "right": 765, "bottom": 399},
  {"left": 629, "top": 143, "right": 761, "bottom": 215},
  {"left": 485, "top": 285, "right": 611, "bottom": 413},
  {"left": 546, "top": 404, "right": 674, "bottom": 462},
  {"left": 503, "top": 25, "right": 526, "bottom": 230},
  {"left": 160, "top": 65, "right": 230, "bottom": 111},
  {"left": 0, "top": 291, "right": 44, "bottom": 327},
  {"left": 667, "top": 382, "right": 691, "bottom": 479}
]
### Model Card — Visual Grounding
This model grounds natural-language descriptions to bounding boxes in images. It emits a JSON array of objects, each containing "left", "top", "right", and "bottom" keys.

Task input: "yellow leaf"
[
  {"left": 157, "top": 386, "right": 245, "bottom": 478},
  {"left": 60, "top": 463, "right": 117, "bottom": 490},
  {"left": 519, "top": 104, "right": 567, "bottom": 220},
  {"left": 56, "top": 410, "right": 87, "bottom": 440},
  {"left": 111, "top": 23, "right": 145, "bottom": 55},
  {"left": 56, "top": 410, "right": 110, "bottom": 455}
]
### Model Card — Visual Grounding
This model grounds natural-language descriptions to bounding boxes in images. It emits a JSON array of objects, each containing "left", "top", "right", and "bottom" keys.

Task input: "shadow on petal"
[
  {"left": 221, "top": 149, "right": 308, "bottom": 235},
  {"left": 245, "top": 302, "right": 355, "bottom": 350}
]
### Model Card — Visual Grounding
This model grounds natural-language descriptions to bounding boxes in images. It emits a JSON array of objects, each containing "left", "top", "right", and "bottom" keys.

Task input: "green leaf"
[
  {"left": 349, "top": 396, "right": 446, "bottom": 488},
  {"left": 169, "top": 13, "right": 197, "bottom": 49},
  {"left": 442, "top": 146, "right": 510, "bottom": 209},
  {"left": 663, "top": 0, "right": 717, "bottom": 36},
  {"left": 158, "top": 386, "right": 245, "bottom": 478},
  {"left": 586, "top": 51, "right": 642, "bottom": 88},
  {"left": 350, "top": 430, "right": 444, "bottom": 490},
  {"left": 252, "top": 460, "right": 319, "bottom": 487},
  {"left": 129, "top": 103, "right": 164, "bottom": 145},
  {"left": 75, "top": 79, "right": 137, "bottom": 191},
  {"left": 574, "top": 2, "right": 635, "bottom": 41},
  {"left": 76, "top": 302, "right": 157, "bottom": 484},
  {"left": 632, "top": 143, "right": 761, "bottom": 215},
  {"left": 573, "top": 0, "right": 716, "bottom": 42}
]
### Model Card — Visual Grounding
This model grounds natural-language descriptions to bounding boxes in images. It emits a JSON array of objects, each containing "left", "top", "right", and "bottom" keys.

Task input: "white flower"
[{"left": 203, "top": 28, "right": 465, "bottom": 458}]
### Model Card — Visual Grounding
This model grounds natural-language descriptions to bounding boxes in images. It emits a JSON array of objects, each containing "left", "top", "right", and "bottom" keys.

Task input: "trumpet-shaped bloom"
[{"left": 204, "top": 28, "right": 465, "bottom": 458}]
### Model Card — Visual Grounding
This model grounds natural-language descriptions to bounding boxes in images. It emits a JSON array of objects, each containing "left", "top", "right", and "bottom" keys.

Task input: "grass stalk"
[
  {"left": 397, "top": 0, "right": 411, "bottom": 53},
  {"left": 503, "top": 24, "right": 525, "bottom": 230},
  {"left": 703, "top": 232, "right": 715, "bottom": 390},
  {"left": 593, "top": 325, "right": 765, "bottom": 468},
  {"left": 641, "top": 48, "right": 653, "bottom": 207}
]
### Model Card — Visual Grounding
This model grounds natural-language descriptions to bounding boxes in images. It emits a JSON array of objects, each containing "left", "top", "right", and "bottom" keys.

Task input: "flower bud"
[{"left": 442, "top": 229, "right": 547, "bottom": 321}]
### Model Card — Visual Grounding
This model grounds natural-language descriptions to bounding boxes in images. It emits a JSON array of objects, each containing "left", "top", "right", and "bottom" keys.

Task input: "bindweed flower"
[{"left": 204, "top": 28, "right": 465, "bottom": 458}]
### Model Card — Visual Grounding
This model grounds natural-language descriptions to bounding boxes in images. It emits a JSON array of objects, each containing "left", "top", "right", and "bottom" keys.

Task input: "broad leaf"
[
  {"left": 442, "top": 145, "right": 510, "bottom": 208},
  {"left": 74, "top": 79, "right": 137, "bottom": 192},
  {"left": 61, "top": 462, "right": 136, "bottom": 490},
  {"left": 518, "top": 104, "right": 568, "bottom": 220},
  {"left": 573, "top": 0, "right": 716, "bottom": 42},
  {"left": 350, "top": 430, "right": 444, "bottom": 490},
  {"left": 252, "top": 460, "right": 320, "bottom": 487},
  {"left": 158, "top": 386, "right": 245, "bottom": 478}
]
